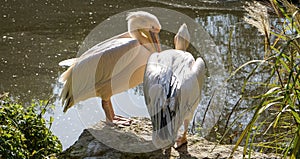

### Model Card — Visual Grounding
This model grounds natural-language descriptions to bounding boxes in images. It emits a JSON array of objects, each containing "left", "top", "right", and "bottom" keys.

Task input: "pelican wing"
[
  {"left": 144, "top": 50, "right": 205, "bottom": 147},
  {"left": 143, "top": 53, "right": 180, "bottom": 129},
  {"left": 143, "top": 51, "right": 181, "bottom": 147},
  {"left": 59, "top": 33, "right": 131, "bottom": 67},
  {"left": 61, "top": 36, "right": 149, "bottom": 111},
  {"left": 179, "top": 56, "right": 205, "bottom": 122}
]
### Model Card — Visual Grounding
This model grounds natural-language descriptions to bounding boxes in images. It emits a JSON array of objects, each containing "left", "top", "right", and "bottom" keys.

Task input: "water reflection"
[
  {"left": 48, "top": 82, "right": 150, "bottom": 149},
  {"left": 1, "top": 0, "right": 266, "bottom": 150},
  {"left": 196, "top": 12, "right": 272, "bottom": 142}
]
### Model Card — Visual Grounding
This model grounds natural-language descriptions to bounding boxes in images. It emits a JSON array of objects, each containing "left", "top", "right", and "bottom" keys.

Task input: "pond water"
[{"left": 0, "top": 0, "right": 265, "bottom": 150}]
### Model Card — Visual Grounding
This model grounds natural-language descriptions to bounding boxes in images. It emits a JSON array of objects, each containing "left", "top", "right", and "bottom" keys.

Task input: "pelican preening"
[
  {"left": 59, "top": 11, "right": 206, "bottom": 149},
  {"left": 59, "top": 11, "right": 161, "bottom": 126},
  {"left": 143, "top": 24, "right": 206, "bottom": 148}
]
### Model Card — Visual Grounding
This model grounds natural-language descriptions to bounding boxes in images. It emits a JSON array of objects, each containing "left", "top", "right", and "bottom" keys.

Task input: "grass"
[{"left": 225, "top": 0, "right": 300, "bottom": 158}]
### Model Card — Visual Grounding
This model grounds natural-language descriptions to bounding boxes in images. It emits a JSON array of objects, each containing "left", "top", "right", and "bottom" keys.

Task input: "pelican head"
[
  {"left": 174, "top": 23, "right": 190, "bottom": 51},
  {"left": 127, "top": 11, "right": 161, "bottom": 52}
]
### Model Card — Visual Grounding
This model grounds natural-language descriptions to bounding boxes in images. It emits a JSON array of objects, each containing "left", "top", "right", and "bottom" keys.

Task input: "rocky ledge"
[{"left": 58, "top": 117, "right": 280, "bottom": 159}]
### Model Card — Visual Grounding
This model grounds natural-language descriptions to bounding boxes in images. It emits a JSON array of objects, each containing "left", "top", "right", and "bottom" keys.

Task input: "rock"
[{"left": 58, "top": 117, "right": 280, "bottom": 159}]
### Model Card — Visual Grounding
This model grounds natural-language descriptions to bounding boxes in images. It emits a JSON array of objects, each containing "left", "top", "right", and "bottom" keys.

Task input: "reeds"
[{"left": 229, "top": 0, "right": 300, "bottom": 158}]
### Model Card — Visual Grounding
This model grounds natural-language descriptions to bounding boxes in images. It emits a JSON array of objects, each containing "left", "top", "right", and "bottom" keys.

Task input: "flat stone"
[{"left": 58, "top": 117, "right": 281, "bottom": 159}]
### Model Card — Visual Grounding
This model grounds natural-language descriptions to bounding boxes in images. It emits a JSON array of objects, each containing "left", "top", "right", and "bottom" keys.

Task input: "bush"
[{"left": 0, "top": 93, "right": 62, "bottom": 159}]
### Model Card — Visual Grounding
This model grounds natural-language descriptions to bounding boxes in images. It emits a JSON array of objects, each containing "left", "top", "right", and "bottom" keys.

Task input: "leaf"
[
  {"left": 258, "top": 102, "right": 281, "bottom": 114},
  {"left": 50, "top": 116, "right": 54, "bottom": 124},
  {"left": 291, "top": 110, "right": 300, "bottom": 124},
  {"left": 279, "top": 58, "right": 291, "bottom": 72},
  {"left": 227, "top": 60, "right": 266, "bottom": 81},
  {"left": 264, "top": 87, "right": 281, "bottom": 96},
  {"left": 230, "top": 102, "right": 263, "bottom": 157},
  {"left": 290, "top": 125, "right": 300, "bottom": 159},
  {"left": 0, "top": 97, "right": 62, "bottom": 158}
]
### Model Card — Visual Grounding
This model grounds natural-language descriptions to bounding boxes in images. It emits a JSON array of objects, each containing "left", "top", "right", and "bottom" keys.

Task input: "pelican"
[
  {"left": 59, "top": 11, "right": 161, "bottom": 126},
  {"left": 143, "top": 24, "right": 205, "bottom": 148}
]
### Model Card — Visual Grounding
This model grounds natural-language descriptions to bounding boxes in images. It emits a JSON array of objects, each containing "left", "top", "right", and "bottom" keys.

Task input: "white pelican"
[
  {"left": 59, "top": 11, "right": 161, "bottom": 126},
  {"left": 143, "top": 24, "right": 205, "bottom": 148}
]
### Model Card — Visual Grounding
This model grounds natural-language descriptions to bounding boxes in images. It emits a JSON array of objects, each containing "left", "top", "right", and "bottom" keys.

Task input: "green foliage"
[
  {"left": 0, "top": 93, "right": 62, "bottom": 159},
  {"left": 228, "top": 0, "right": 300, "bottom": 158}
]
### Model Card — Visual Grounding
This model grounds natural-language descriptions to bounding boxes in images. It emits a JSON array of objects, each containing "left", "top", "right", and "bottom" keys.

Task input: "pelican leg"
[
  {"left": 101, "top": 99, "right": 132, "bottom": 126},
  {"left": 175, "top": 119, "right": 189, "bottom": 148},
  {"left": 102, "top": 99, "right": 115, "bottom": 126}
]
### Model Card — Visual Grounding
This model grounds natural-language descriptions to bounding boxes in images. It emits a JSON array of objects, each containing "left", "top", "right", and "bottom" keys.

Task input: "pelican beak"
[
  {"left": 174, "top": 36, "right": 189, "bottom": 51},
  {"left": 149, "top": 31, "right": 161, "bottom": 52},
  {"left": 139, "top": 29, "right": 161, "bottom": 52}
]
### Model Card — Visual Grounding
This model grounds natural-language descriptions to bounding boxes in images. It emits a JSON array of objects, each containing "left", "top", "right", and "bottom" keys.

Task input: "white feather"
[
  {"left": 58, "top": 58, "right": 77, "bottom": 66},
  {"left": 144, "top": 35, "right": 205, "bottom": 148}
]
